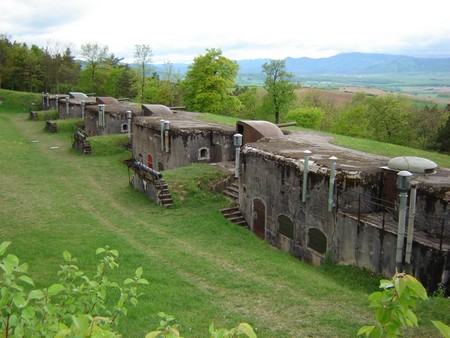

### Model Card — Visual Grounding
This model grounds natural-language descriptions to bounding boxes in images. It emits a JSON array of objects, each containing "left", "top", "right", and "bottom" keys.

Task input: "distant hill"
[
  {"left": 153, "top": 52, "right": 450, "bottom": 77},
  {"left": 282, "top": 52, "right": 450, "bottom": 75}
]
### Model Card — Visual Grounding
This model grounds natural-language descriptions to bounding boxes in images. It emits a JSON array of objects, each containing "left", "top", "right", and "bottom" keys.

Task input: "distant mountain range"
[{"left": 154, "top": 52, "right": 450, "bottom": 76}]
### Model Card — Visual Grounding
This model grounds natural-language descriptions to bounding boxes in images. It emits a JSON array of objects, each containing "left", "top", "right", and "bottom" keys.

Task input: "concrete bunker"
[{"left": 238, "top": 132, "right": 449, "bottom": 293}]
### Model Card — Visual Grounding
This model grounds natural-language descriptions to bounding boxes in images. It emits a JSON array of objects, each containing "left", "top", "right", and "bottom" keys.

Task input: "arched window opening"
[
  {"left": 307, "top": 228, "right": 327, "bottom": 254},
  {"left": 198, "top": 147, "right": 210, "bottom": 160},
  {"left": 158, "top": 161, "right": 165, "bottom": 172},
  {"left": 278, "top": 215, "right": 294, "bottom": 239}
]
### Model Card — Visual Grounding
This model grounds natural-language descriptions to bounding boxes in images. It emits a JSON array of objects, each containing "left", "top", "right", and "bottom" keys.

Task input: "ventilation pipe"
[
  {"left": 98, "top": 104, "right": 106, "bottom": 127},
  {"left": 46, "top": 93, "right": 49, "bottom": 109},
  {"left": 163, "top": 120, "right": 170, "bottom": 152},
  {"left": 81, "top": 100, "right": 85, "bottom": 120},
  {"left": 328, "top": 156, "right": 338, "bottom": 212},
  {"left": 396, "top": 170, "right": 412, "bottom": 271},
  {"left": 160, "top": 119, "right": 165, "bottom": 151},
  {"left": 302, "top": 150, "right": 311, "bottom": 203},
  {"left": 42, "top": 92, "right": 46, "bottom": 109},
  {"left": 233, "top": 133, "right": 243, "bottom": 179},
  {"left": 65, "top": 98, "right": 69, "bottom": 114},
  {"left": 125, "top": 110, "right": 132, "bottom": 138},
  {"left": 405, "top": 183, "right": 417, "bottom": 264}
]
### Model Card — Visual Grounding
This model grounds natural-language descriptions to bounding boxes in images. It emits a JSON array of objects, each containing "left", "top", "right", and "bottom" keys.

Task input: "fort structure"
[
  {"left": 84, "top": 98, "right": 141, "bottom": 136},
  {"left": 127, "top": 114, "right": 449, "bottom": 293},
  {"left": 57, "top": 92, "right": 96, "bottom": 119}
]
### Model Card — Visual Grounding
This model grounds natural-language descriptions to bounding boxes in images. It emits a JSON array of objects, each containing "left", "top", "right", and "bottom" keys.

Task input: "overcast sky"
[{"left": 1, "top": 0, "right": 450, "bottom": 64}]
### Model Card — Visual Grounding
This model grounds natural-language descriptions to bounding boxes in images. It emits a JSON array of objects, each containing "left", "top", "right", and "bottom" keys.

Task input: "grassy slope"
[{"left": 0, "top": 106, "right": 448, "bottom": 336}]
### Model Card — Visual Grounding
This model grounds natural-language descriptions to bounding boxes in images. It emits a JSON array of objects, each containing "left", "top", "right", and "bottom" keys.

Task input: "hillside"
[{"left": 153, "top": 52, "right": 450, "bottom": 76}]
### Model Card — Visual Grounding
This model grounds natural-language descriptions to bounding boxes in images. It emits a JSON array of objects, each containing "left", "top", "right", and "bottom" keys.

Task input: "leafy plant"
[
  {"left": 0, "top": 241, "right": 148, "bottom": 337},
  {"left": 145, "top": 312, "right": 256, "bottom": 338},
  {"left": 357, "top": 271, "right": 449, "bottom": 337}
]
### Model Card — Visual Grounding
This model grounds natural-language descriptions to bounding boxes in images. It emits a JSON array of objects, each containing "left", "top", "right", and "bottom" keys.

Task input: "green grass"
[
  {"left": 332, "top": 134, "right": 450, "bottom": 168},
  {"left": 1, "top": 104, "right": 448, "bottom": 336},
  {"left": 32, "top": 109, "right": 58, "bottom": 121},
  {"left": 0, "top": 88, "right": 42, "bottom": 113},
  {"left": 194, "top": 113, "right": 240, "bottom": 126}
]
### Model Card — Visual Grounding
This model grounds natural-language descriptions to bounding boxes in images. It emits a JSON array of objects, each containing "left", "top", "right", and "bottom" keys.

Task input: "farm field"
[{"left": 0, "top": 93, "right": 449, "bottom": 336}]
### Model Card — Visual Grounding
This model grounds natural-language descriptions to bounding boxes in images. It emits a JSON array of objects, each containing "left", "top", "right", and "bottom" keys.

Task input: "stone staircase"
[
  {"left": 222, "top": 181, "right": 239, "bottom": 203},
  {"left": 219, "top": 179, "right": 248, "bottom": 228},
  {"left": 220, "top": 206, "right": 248, "bottom": 228},
  {"left": 155, "top": 179, "right": 173, "bottom": 208}
]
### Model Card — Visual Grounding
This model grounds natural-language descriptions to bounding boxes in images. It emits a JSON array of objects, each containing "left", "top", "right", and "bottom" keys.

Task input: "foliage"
[
  {"left": 411, "top": 104, "right": 447, "bottom": 150},
  {"left": 0, "top": 35, "right": 80, "bottom": 93},
  {"left": 262, "top": 60, "right": 297, "bottom": 123},
  {"left": 357, "top": 271, "right": 429, "bottom": 337},
  {"left": 134, "top": 44, "right": 153, "bottom": 103},
  {"left": 432, "top": 320, "right": 450, "bottom": 338},
  {"left": 284, "top": 106, "right": 324, "bottom": 129},
  {"left": 0, "top": 241, "right": 148, "bottom": 337},
  {"left": 181, "top": 48, "right": 241, "bottom": 115},
  {"left": 333, "top": 105, "right": 369, "bottom": 137},
  {"left": 79, "top": 43, "right": 109, "bottom": 94},
  {"left": 235, "top": 86, "right": 265, "bottom": 119},
  {"left": 436, "top": 114, "right": 450, "bottom": 153},
  {"left": 145, "top": 312, "right": 256, "bottom": 338},
  {"left": 366, "top": 95, "right": 414, "bottom": 146}
]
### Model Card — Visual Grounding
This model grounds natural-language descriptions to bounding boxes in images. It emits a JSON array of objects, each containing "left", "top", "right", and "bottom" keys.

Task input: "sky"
[{"left": 1, "top": 0, "right": 450, "bottom": 64}]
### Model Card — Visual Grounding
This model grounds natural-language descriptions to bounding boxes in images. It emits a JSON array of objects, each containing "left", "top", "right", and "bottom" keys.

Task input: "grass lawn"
[{"left": 0, "top": 107, "right": 448, "bottom": 337}]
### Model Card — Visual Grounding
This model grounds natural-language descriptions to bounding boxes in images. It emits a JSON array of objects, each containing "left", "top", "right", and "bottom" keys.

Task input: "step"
[
  {"left": 223, "top": 191, "right": 239, "bottom": 200},
  {"left": 220, "top": 207, "right": 239, "bottom": 213},
  {"left": 227, "top": 216, "right": 245, "bottom": 222}
]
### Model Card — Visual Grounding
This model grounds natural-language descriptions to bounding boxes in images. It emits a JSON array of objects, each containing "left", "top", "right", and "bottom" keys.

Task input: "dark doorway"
[
  {"left": 252, "top": 199, "right": 266, "bottom": 239},
  {"left": 147, "top": 154, "right": 153, "bottom": 169}
]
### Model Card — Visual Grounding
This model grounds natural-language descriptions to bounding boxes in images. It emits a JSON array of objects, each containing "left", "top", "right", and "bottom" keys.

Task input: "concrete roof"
[
  {"left": 244, "top": 130, "right": 450, "bottom": 192},
  {"left": 134, "top": 115, "right": 235, "bottom": 134}
]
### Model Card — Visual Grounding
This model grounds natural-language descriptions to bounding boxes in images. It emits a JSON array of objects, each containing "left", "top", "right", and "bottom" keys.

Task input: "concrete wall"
[
  {"left": 84, "top": 109, "right": 130, "bottom": 136},
  {"left": 58, "top": 99, "right": 83, "bottom": 119},
  {"left": 132, "top": 121, "right": 235, "bottom": 170},
  {"left": 239, "top": 145, "right": 449, "bottom": 292}
]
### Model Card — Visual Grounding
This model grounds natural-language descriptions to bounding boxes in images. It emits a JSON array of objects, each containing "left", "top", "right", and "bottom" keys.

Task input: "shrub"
[{"left": 284, "top": 107, "right": 324, "bottom": 129}]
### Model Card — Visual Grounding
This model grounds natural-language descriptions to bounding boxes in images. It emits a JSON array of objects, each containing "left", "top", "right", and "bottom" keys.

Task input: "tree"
[
  {"left": 0, "top": 34, "right": 12, "bottom": 89},
  {"left": 115, "top": 64, "right": 138, "bottom": 99},
  {"left": 333, "top": 106, "right": 369, "bottom": 137},
  {"left": 285, "top": 107, "right": 324, "bottom": 129},
  {"left": 181, "top": 48, "right": 241, "bottom": 114},
  {"left": 79, "top": 43, "right": 109, "bottom": 93},
  {"left": 134, "top": 44, "right": 153, "bottom": 103},
  {"left": 436, "top": 114, "right": 450, "bottom": 153},
  {"left": 411, "top": 104, "right": 447, "bottom": 150},
  {"left": 160, "top": 61, "right": 182, "bottom": 107},
  {"left": 366, "top": 95, "right": 414, "bottom": 145},
  {"left": 262, "top": 59, "right": 296, "bottom": 124}
]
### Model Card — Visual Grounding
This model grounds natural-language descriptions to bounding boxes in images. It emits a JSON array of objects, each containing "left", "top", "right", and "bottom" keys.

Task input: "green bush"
[
  {"left": 284, "top": 107, "right": 324, "bottom": 129},
  {"left": 0, "top": 241, "right": 148, "bottom": 337}
]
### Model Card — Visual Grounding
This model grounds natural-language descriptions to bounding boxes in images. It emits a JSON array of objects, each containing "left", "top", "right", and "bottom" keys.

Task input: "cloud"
[{"left": 1, "top": 0, "right": 450, "bottom": 63}]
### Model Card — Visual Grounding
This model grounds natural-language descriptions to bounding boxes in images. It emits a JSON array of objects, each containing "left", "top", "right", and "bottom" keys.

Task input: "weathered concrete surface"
[
  {"left": 132, "top": 115, "right": 236, "bottom": 170},
  {"left": 238, "top": 130, "right": 449, "bottom": 293}
]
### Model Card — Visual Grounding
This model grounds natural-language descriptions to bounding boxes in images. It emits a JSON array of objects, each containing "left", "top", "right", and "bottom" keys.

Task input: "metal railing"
[{"left": 336, "top": 189, "right": 449, "bottom": 253}]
